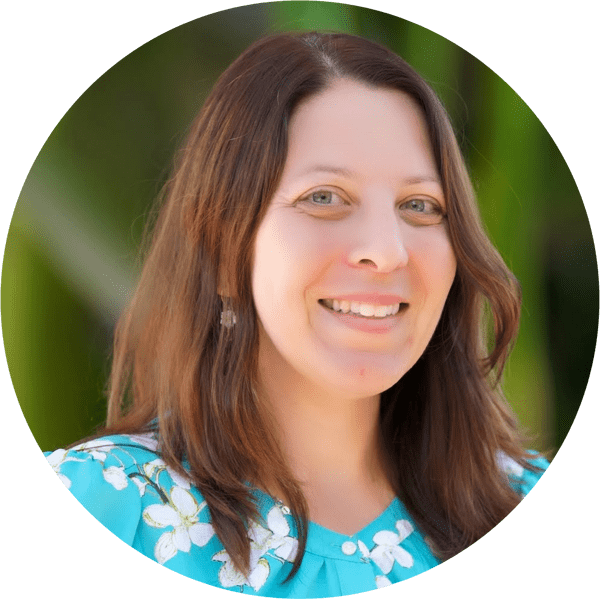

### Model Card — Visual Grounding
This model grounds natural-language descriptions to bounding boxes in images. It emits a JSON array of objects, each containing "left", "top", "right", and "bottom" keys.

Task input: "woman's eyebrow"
[
  {"left": 402, "top": 174, "right": 442, "bottom": 185},
  {"left": 298, "top": 164, "right": 355, "bottom": 178},
  {"left": 298, "top": 164, "right": 441, "bottom": 186}
]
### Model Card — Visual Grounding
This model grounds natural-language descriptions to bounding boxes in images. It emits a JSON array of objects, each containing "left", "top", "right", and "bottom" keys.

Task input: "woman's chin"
[{"left": 311, "top": 362, "right": 407, "bottom": 401}]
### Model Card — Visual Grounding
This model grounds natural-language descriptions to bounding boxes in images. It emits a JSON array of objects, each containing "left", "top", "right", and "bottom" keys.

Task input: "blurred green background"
[{"left": 2, "top": 2, "right": 596, "bottom": 454}]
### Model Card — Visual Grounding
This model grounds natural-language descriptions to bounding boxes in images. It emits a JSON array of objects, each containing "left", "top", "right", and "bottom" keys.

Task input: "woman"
[{"left": 45, "top": 31, "right": 548, "bottom": 596}]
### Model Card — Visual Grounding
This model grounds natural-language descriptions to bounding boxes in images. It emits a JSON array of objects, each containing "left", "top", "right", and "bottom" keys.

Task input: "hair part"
[{"left": 89, "top": 31, "right": 544, "bottom": 580}]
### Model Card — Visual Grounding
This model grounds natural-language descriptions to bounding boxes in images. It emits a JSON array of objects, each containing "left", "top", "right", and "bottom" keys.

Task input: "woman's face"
[{"left": 252, "top": 79, "right": 456, "bottom": 404}]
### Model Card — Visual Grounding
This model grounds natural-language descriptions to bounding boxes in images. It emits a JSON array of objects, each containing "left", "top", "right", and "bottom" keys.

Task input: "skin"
[{"left": 251, "top": 79, "right": 457, "bottom": 533}]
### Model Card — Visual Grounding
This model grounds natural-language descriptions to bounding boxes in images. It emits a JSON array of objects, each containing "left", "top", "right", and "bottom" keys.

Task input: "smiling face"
[{"left": 251, "top": 79, "right": 457, "bottom": 405}]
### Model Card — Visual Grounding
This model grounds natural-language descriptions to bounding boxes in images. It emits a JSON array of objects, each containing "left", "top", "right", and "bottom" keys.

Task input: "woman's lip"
[{"left": 318, "top": 300, "right": 407, "bottom": 333}]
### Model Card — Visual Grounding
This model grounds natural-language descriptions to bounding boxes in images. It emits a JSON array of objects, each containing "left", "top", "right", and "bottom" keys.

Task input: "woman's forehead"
[{"left": 282, "top": 80, "right": 439, "bottom": 187}]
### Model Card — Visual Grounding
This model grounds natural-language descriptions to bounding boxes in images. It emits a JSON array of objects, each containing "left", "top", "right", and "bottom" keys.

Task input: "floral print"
[
  {"left": 44, "top": 434, "right": 549, "bottom": 597},
  {"left": 143, "top": 486, "right": 215, "bottom": 564},
  {"left": 212, "top": 504, "right": 298, "bottom": 591},
  {"left": 47, "top": 439, "right": 126, "bottom": 490},
  {"left": 358, "top": 519, "right": 415, "bottom": 574},
  {"left": 102, "top": 464, "right": 129, "bottom": 490}
]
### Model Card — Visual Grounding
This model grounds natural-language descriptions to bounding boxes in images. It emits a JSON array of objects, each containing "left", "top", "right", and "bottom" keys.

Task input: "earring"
[{"left": 220, "top": 296, "right": 237, "bottom": 329}]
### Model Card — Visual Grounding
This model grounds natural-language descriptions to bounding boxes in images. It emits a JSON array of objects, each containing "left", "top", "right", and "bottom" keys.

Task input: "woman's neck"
[
  {"left": 258, "top": 377, "right": 394, "bottom": 508},
  {"left": 284, "top": 396, "right": 382, "bottom": 480}
]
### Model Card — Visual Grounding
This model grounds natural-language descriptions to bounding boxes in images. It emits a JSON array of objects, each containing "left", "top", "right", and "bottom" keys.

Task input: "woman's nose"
[{"left": 346, "top": 210, "right": 409, "bottom": 273}]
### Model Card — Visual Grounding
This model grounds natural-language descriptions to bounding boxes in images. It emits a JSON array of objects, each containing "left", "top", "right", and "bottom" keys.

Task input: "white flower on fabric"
[
  {"left": 357, "top": 540, "right": 370, "bottom": 560},
  {"left": 143, "top": 486, "right": 214, "bottom": 564},
  {"left": 154, "top": 530, "right": 179, "bottom": 565},
  {"left": 369, "top": 520, "right": 415, "bottom": 574},
  {"left": 212, "top": 551, "right": 244, "bottom": 587},
  {"left": 265, "top": 505, "right": 298, "bottom": 561},
  {"left": 167, "top": 468, "right": 192, "bottom": 489},
  {"left": 214, "top": 523, "right": 272, "bottom": 592},
  {"left": 142, "top": 459, "right": 192, "bottom": 490},
  {"left": 212, "top": 504, "right": 297, "bottom": 592},
  {"left": 70, "top": 439, "right": 116, "bottom": 461},
  {"left": 103, "top": 466, "right": 129, "bottom": 490},
  {"left": 247, "top": 558, "right": 270, "bottom": 591},
  {"left": 213, "top": 550, "right": 271, "bottom": 592},
  {"left": 496, "top": 451, "right": 525, "bottom": 478},
  {"left": 375, "top": 575, "right": 392, "bottom": 588}
]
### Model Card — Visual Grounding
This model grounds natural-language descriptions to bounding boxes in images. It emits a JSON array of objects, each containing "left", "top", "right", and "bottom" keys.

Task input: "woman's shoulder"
[
  {"left": 45, "top": 431, "right": 167, "bottom": 487},
  {"left": 43, "top": 431, "right": 203, "bottom": 548},
  {"left": 497, "top": 449, "right": 550, "bottom": 497}
]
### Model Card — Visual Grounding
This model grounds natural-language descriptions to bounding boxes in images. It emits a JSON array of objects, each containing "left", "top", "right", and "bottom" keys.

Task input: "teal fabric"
[{"left": 44, "top": 433, "right": 548, "bottom": 597}]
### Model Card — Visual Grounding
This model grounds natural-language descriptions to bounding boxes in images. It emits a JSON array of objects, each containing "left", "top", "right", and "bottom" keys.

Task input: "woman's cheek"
[{"left": 424, "top": 227, "right": 455, "bottom": 264}]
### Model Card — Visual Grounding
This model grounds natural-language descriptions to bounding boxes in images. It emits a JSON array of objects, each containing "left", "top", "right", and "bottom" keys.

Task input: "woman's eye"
[
  {"left": 403, "top": 198, "right": 433, "bottom": 213},
  {"left": 400, "top": 198, "right": 443, "bottom": 222},
  {"left": 310, "top": 190, "right": 333, "bottom": 205},
  {"left": 303, "top": 190, "right": 342, "bottom": 207}
]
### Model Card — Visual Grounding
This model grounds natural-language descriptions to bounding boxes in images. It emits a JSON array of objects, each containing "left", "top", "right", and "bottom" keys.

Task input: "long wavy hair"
[{"left": 93, "top": 31, "right": 542, "bottom": 580}]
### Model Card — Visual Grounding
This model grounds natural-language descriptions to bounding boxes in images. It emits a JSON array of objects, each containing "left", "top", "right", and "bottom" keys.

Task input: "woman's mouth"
[{"left": 318, "top": 298, "right": 409, "bottom": 319}]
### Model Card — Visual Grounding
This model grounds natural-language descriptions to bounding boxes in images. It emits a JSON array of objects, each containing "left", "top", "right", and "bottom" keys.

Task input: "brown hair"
[{"left": 94, "top": 31, "right": 543, "bottom": 579}]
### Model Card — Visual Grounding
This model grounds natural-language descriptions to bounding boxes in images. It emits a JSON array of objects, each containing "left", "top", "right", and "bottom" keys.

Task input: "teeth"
[
  {"left": 373, "top": 305, "right": 389, "bottom": 317},
  {"left": 322, "top": 299, "right": 403, "bottom": 318},
  {"left": 359, "top": 304, "right": 375, "bottom": 317}
]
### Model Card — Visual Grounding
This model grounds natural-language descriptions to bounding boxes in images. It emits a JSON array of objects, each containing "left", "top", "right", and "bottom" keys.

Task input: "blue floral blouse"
[{"left": 44, "top": 432, "right": 548, "bottom": 597}]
